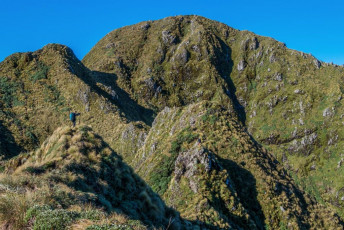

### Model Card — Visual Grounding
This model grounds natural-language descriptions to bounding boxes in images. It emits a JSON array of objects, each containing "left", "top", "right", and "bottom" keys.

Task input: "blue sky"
[{"left": 1, "top": 0, "right": 344, "bottom": 64}]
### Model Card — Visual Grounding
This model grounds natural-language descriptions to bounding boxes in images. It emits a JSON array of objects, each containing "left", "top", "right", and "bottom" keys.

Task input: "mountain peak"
[{"left": 1, "top": 16, "right": 344, "bottom": 229}]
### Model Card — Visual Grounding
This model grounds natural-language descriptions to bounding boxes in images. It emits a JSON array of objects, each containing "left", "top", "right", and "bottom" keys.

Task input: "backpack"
[{"left": 70, "top": 112, "right": 75, "bottom": 121}]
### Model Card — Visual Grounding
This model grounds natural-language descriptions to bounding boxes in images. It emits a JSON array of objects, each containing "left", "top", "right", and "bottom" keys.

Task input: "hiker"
[{"left": 69, "top": 111, "right": 80, "bottom": 127}]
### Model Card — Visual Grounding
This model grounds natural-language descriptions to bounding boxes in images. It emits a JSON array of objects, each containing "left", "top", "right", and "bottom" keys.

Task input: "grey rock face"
[
  {"left": 313, "top": 59, "right": 321, "bottom": 69},
  {"left": 269, "top": 53, "right": 277, "bottom": 63},
  {"left": 162, "top": 30, "right": 177, "bottom": 45},
  {"left": 144, "top": 77, "right": 162, "bottom": 97},
  {"left": 294, "top": 89, "right": 303, "bottom": 94},
  {"left": 140, "top": 23, "right": 150, "bottom": 30},
  {"left": 250, "top": 37, "right": 259, "bottom": 50},
  {"left": 237, "top": 60, "right": 246, "bottom": 71},
  {"left": 337, "top": 158, "right": 343, "bottom": 169},
  {"left": 310, "top": 164, "right": 316, "bottom": 170},
  {"left": 323, "top": 107, "right": 335, "bottom": 117},
  {"left": 78, "top": 87, "right": 91, "bottom": 112},
  {"left": 105, "top": 86, "right": 118, "bottom": 101},
  {"left": 174, "top": 47, "right": 189, "bottom": 64},
  {"left": 174, "top": 144, "right": 220, "bottom": 193},
  {"left": 144, "top": 77, "right": 158, "bottom": 91},
  {"left": 275, "top": 73, "right": 283, "bottom": 82},
  {"left": 288, "top": 132, "right": 318, "bottom": 155},
  {"left": 191, "top": 45, "right": 200, "bottom": 53}
]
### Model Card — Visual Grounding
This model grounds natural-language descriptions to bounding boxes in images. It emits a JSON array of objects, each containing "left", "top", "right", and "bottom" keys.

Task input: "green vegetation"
[
  {"left": 30, "top": 62, "right": 49, "bottom": 82},
  {"left": 150, "top": 127, "right": 198, "bottom": 195},
  {"left": 0, "top": 77, "right": 20, "bottom": 108},
  {"left": 1, "top": 15, "right": 344, "bottom": 229},
  {"left": 0, "top": 126, "right": 177, "bottom": 229},
  {"left": 27, "top": 206, "right": 79, "bottom": 230}
]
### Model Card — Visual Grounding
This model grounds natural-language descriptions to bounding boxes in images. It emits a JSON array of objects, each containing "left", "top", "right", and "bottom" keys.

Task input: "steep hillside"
[
  {"left": 0, "top": 44, "right": 150, "bottom": 160},
  {"left": 132, "top": 101, "right": 342, "bottom": 229},
  {"left": 0, "top": 125, "right": 183, "bottom": 229},
  {"left": 82, "top": 15, "right": 344, "bottom": 219},
  {"left": 1, "top": 15, "right": 344, "bottom": 229}
]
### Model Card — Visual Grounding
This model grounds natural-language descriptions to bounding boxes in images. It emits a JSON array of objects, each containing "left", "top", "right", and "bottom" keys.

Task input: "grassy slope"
[
  {"left": 1, "top": 15, "right": 344, "bottom": 229},
  {"left": 0, "top": 125, "right": 181, "bottom": 229},
  {"left": 82, "top": 15, "right": 344, "bottom": 221},
  {"left": 0, "top": 44, "right": 149, "bottom": 161},
  {"left": 132, "top": 101, "right": 342, "bottom": 229}
]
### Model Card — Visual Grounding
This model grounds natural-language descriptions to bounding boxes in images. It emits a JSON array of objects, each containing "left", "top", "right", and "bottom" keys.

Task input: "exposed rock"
[
  {"left": 275, "top": 73, "right": 283, "bottom": 82},
  {"left": 140, "top": 23, "right": 150, "bottom": 30},
  {"left": 310, "top": 164, "right": 316, "bottom": 170},
  {"left": 77, "top": 87, "right": 91, "bottom": 112},
  {"left": 237, "top": 60, "right": 246, "bottom": 71},
  {"left": 337, "top": 158, "right": 343, "bottom": 169},
  {"left": 256, "top": 50, "right": 262, "bottom": 59},
  {"left": 299, "top": 101, "right": 305, "bottom": 115},
  {"left": 313, "top": 59, "right": 321, "bottom": 69},
  {"left": 299, "top": 118, "right": 304, "bottom": 126},
  {"left": 269, "top": 53, "right": 277, "bottom": 63},
  {"left": 105, "top": 86, "right": 118, "bottom": 100},
  {"left": 174, "top": 47, "right": 189, "bottom": 64},
  {"left": 174, "top": 144, "right": 220, "bottom": 192},
  {"left": 250, "top": 37, "right": 259, "bottom": 50},
  {"left": 144, "top": 77, "right": 162, "bottom": 97},
  {"left": 162, "top": 30, "right": 177, "bottom": 45},
  {"left": 323, "top": 107, "right": 335, "bottom": 117},
  {"left": 288, "top": 132, "right": 317, "bottom": 154},
  {"left": 290, "top": 80, "right": 298, "bottom": 85},
  {"left": 294, "top": 89, "right": 303, "bottom": 94},
  {"left": 191, "top": 45, "right": 201, "bottom": 54},
  {"left": 249, "top": 110, "right": 257, "bottom": 118},
  {"left": 114, "top": 59, "right": 122, "bottom": 68}
]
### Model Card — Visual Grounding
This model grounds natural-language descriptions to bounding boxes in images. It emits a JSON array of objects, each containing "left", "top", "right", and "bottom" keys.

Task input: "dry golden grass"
[
  {"left": 0, "top": 125, "right": 172, "bottom": 229},
  {"left": 0, "top": 190, "right": 36, "bottom": 229},
  {"left": 1, "top": 16, "right": 344, "bottom": 228},
  {"left": 69, "top": 219, "right": 95, "bottom": 230}
]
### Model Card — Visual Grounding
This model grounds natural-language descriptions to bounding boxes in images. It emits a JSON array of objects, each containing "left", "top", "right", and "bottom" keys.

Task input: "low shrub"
[{"left": 30, "top": 62, "right": 49, "bottom": 82}]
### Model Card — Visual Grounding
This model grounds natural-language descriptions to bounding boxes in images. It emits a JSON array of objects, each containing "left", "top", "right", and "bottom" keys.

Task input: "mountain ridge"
[{"left": 1, "top": 15, "right": 344, "bottom": 229}]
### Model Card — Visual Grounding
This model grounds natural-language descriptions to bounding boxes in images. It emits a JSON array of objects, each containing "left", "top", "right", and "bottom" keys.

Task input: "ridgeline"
[{"left": 1, "top": 15, "right": 344, "bottom": 229}]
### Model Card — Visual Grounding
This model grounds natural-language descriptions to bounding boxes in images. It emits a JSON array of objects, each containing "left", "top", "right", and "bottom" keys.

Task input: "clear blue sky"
[{"left": 1, "top": 0, "right": 344, "bottom": 64}]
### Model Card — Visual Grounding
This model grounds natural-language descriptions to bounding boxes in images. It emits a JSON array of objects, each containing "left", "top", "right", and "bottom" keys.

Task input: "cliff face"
[{"left": 1, "top": 15, "right": 344, "bottom": 229}]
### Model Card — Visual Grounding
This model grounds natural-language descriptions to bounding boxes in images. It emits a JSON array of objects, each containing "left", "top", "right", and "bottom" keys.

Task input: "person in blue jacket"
[{"left": 69, "top": 111, "right": 80, "bottom": 127}]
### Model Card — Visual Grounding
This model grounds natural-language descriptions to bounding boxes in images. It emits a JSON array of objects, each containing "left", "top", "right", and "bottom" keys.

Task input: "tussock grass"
[
  {"left": 0, "top": 191, "right": 34, "bottom": 229},
  {"left": 0, "top": 125, "right": 176, "bottom": 229},
  {"left": 1, "top": 15, "right": 344, "bottom": 228}
]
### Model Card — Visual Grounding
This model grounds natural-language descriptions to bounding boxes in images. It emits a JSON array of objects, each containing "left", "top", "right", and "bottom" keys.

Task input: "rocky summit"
[{"left": 1, "top": 15, "right": 344, "bottom": 229}]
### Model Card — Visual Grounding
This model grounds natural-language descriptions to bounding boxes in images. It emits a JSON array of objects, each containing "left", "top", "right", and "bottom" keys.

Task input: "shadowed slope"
[
  {"left": 82, "top": 15, "right": 344, "bottom": 220},
  {"left": 1, "top": 125, "right": 184, "bottom": 229},
  {"left": 132, "top": 101, "right": 343, "bottom": 229},
  {"left": 1, "top": 15, "right": 344, "bottom": 229},
  {"left": 0, "top": 44, "right": 152, "bottom": 159},
  {"left": 0, "top": 120, "right": 23, "bottom": 160}
]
